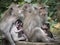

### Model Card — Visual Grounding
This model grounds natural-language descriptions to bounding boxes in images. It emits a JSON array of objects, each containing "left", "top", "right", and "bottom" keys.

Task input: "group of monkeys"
[
  {"left": 10, "top": 19, "right": 54, "bottom": 42},
  {"left": 0, "top": 3, "right": 56, "bottom": 45}
]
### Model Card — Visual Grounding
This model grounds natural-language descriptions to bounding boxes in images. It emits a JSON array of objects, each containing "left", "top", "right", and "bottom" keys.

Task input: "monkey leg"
[
  {"left": 30, "top": 27, "right": 51, "bottom": 42},
  {"left": 3, "top": 31, "right": 15, "bottom": 45},
  {"left": 1, "top": 23, "right": 16, "bottom": 45}
]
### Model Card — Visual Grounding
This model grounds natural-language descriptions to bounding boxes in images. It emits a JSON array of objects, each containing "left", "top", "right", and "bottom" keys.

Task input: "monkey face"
[
  {"left": 38, "top": 5, "right": 48, "bottom": 16},
  {"left": 41, "top": 24, "right": 48, "bottom": 31},
  {"left": 16, "top": 22, "right": 23, "bottom": 30},
  {"left": 15, "top": 19, "right": 23, "bottom": 30},
  {"left": 9, "top": 3, "right": 25, "bottom": 20},
  {"left": 41, "top": 22, "right": 50, "bottom": 31}
]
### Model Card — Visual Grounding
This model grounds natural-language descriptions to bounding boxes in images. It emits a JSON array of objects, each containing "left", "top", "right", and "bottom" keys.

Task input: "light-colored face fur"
[{"left": 38, "top": 4, "right": 48, "bottom": 16}]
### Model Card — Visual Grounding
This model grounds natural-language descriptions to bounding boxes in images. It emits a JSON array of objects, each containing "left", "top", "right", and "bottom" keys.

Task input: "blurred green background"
[{"left": 0, "top": 0, "right": 60, "bottom": 44}]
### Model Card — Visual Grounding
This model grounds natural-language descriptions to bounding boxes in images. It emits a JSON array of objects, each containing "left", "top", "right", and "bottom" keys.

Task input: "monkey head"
[{"left": 41, "top": 22, "right": 50, "bottom": 31}]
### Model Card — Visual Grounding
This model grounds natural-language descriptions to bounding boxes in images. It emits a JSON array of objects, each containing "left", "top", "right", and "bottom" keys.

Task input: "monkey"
[
  {"left": 41, "top": 22, "right": 54, "bottom": 39},
  {"left": 22, "top": 3, "right": 52, "bottom": 42},
  {"left": 10, "top": 19, "right": 28, "bottom": 42},
  {"left": 16, "top": 19, "right": 28, "bottom": 41},
  {"left": 0, "top": 3, "right": 24, "bottom": 45},
  {"left": 41, "top": 22, "right": 59, "bottom": 42}
]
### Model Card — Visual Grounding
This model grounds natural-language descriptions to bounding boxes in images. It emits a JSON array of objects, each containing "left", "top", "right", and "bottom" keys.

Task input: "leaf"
[{"left": 24, "top": 0, "right": 32, "bottom": 3}]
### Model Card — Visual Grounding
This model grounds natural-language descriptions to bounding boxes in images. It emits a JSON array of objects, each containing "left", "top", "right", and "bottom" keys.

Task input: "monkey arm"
[
  {"left": 14, "top": 34, "right": 28, "bottom": 41},
  {"left": 22, "top": 34, "right": 28, "bottom": 41},
  {"left": 15, "top": 29, "right": 23, "bottom": 33}
]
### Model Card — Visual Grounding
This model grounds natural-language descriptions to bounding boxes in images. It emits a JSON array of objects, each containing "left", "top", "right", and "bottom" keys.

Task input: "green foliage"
[{"left": 0, "top": 0, "right": 12, "bottom": 12}]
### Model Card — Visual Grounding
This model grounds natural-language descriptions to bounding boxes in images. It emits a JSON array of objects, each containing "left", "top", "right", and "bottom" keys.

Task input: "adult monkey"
[
  {"left": 0, "top": 3, "right": 23, "bottom": 45},
  {"left": 22, "top": 3, "right": 51, "bottom": 42}
]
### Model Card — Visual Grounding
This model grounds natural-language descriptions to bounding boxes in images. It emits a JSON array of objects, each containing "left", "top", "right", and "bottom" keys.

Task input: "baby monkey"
[
  {"left": 11, "top": 19, "right": 28, "bottom": 42},
  {"left": 15, "top": 19, "right": 28, "bottom": 41},
  {"left": 41, "top": 23, "right": 54, "bottom": 38}
]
